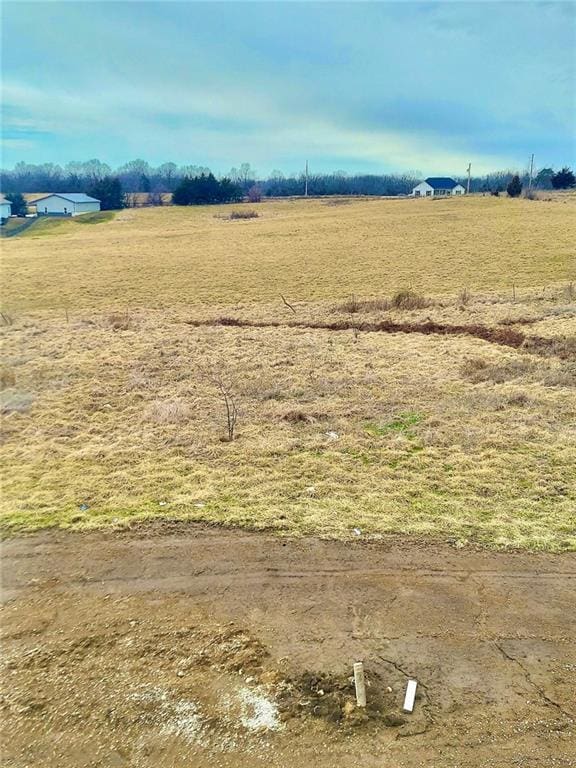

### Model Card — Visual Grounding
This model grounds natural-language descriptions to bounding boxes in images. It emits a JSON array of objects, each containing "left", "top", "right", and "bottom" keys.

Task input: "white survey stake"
[{"left": 403, "top": 679, "right": 417, "bottom": 713}]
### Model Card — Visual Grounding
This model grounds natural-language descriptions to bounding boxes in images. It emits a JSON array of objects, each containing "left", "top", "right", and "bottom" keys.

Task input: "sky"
[{"left": 1, "top": 0, "right": 575, "bottom": 177}]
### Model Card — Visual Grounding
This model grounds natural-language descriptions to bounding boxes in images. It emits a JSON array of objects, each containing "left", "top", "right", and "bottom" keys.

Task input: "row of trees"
[
  {"left": 2, "top": 158, "right": 575, "bottom": 198},
  {"left": 503, "top": 167, "right": 576, "bottom": 198},
  {"left": 3, "top": 174, "right": 242, "bottom": 215},
  {"left": 3, "top": 160, "right": 575, "bottom": 212},
  {"left": 0, "top": 159, "right": 252, "bottom": 195}
]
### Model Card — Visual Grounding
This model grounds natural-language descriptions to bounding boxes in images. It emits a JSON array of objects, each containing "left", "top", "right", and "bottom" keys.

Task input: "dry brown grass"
[
  {"left": 2, "top": 196, "right": 575, "bottom": 311},
  {"left": 1, "top": 197, "right": 575, "bottom": 549},
  {"left": 143, "top": 398, "right": 192, "bottom": 424},
  {"left": 1, "top": 298, "right": 575, "bottom": 550}
]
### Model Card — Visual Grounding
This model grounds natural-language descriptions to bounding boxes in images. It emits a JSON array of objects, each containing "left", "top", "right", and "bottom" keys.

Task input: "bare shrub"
[
  {"left": 281, "top": 409, "right": 317, "bottom": 424},
  {"left": 229, "top": 209, "right": 259, "bottom": 220},
  {"left": 107, "top": 312, "right": 134, "bottom": 331},
  {"left": 144, "top": 398, "right": 191, "bottom": 424},
  {"left": 338, "top": 294, "right": 360, "bottom": 313},
  {"left": 333, "top": 295, "right": 390, "bottom": 313},
  {"left": 390, "top": 290, "right": 430, "bottom": 310},
  {"left": 507, "top": 392, "right": 531, "bottom": 406},
  {"left": 247, "top": 185, "right": 262, "bottom": 203},
  {"left": 361, "top": 297, "right": 391, "bottom": 312},
  {"left": 524, "top": 189, "right": 540, "bottom": 201},
  {"left": 1, "top": 312, "right": 14, "bottom": 326},
  {"left": 458, "top": 287, "right": 471, "bottom": 306}
]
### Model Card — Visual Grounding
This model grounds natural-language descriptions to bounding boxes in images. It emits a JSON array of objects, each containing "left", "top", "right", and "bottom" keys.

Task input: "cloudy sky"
[{"left": 2, "top": 1, "right": 575, "bottom": 176}]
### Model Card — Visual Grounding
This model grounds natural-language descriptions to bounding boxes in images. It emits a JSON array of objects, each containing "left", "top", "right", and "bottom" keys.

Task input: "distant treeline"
[{"left": 0, "top": 158, "right": 568, "bottom": 198}]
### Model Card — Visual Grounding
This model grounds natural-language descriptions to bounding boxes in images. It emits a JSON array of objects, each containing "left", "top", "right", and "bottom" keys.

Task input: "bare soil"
[
  {"left": 1, "top": 525, "right": 575, "bottom": 767},
  {"left": 186, "top": 316, "right": 576, "bottom": 359}
]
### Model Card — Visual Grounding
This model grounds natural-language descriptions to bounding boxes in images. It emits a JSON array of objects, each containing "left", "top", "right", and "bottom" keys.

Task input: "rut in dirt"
[{"left": 185, "top": 317, "right": 575, "bottom": 359}]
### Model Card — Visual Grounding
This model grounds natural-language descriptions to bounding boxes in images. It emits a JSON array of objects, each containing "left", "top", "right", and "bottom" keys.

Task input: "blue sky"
[{"left": 2, "top": 1, "right": 575, "bottom": 176}]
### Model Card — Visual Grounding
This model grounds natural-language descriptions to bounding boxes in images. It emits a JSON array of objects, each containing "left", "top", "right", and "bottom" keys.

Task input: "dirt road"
[{"left": 2, "top": 524, "right": 575, "bottom": 767}]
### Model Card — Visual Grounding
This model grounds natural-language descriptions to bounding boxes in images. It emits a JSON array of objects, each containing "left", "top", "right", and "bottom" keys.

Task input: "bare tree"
[
  {"left": 247, "top": 185, "right": 262, "bottom": 202},
  {"left": 209, "top": 373, "right": 239, "bottom": 441},
  {"left": 239, "top": 163, "right": 253, "bottom": 186},
  {"left": 148, "top": 188, "right": 164, "bottom": 206}
]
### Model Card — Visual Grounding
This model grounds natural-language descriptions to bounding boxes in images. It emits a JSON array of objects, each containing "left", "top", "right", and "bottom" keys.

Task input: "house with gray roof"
[
  {"left": 34, "top": 193, "right": 101, "bottom": 217},
  {"left": 411, "top": 177, "right": 466, "bottom": 197}
]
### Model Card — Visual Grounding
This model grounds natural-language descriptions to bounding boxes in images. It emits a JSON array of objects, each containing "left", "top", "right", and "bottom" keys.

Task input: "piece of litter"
[
  {"left": 159, "top": 501, "right": 167, "bottom": 506},
  {"left": 305, "top": 486, "right": 316, "bottom": 496},
  {"left": 79, "top": 503, "right": 89, "bottom": 511},
  {"left": 325, "top": 431, "right": 339, "bottom": 441},
  {"left": 194, "top": 502, "right": 205, "bottom": 508},
  {"left": 403, "top": 679, "right": 417, "bottom": 713},
  {"left": 353, "top": 528, "right": 362, "bottom": 536},
  {"left": 386, "top": 686, "right": 393, "bottom": 693}
]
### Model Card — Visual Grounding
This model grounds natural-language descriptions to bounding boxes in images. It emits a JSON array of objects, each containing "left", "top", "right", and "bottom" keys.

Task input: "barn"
[
  {"left": 0, "top": 194, "right": 12, "bottom": 221},
  {"left": 35, "top": 193, "right": 101, "bottom": 217},
  {"left": 411, "top": 178, "right": 466, "bottom": 197}
]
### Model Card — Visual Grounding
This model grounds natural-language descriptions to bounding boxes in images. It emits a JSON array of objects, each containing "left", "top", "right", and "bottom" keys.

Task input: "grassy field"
[
  {"left": 2, "top": 195, "right": 575, "bottom": 310},
  {"left": 1, "top": 196, "right": 575, "bottom": 548}
]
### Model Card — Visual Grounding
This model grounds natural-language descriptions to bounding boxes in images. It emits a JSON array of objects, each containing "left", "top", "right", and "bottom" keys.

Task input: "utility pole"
[
  {"left": 304, "top": 160, "right": 309, "bottom": 197},
  {"left": 528, "top": 153, "right": 535, "bottom": 192},
  {"left": 466, "top": 163, "right": 471, "bottom": 195}
]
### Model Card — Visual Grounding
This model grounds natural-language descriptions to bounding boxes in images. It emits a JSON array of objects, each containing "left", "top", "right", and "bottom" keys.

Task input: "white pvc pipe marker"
[
  {"left": 403, "top": 679, "right": 417, "bottom": 713},
  {"left": 353, "top": 662, "right": 366, "bottom": 707}
]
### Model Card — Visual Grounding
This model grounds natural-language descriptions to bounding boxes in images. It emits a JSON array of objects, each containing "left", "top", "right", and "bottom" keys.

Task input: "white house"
[
  {"left": 411, "top": 177, "right": 466, "bottom": 197},
  {"left": 35, "top": 193, "right": 101, "bottom": 217},
  {"left": 0, "top": 194, "right": 12, "bottom": 220}
]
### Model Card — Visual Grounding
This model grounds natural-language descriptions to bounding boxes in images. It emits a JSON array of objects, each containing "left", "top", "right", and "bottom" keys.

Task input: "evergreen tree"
[
  {"left": 172, "top": 174, "right": 242, "bottom": 205},
  {"left": 6, "top": 192, "right": 27, "bottom": 216},
  {"left": 534, "top": 168, "right": 554, "bottom": 189},
  {"left": 87, "top": 177, "right": 125, "bottom": 210},
  {"left": 551, "top": 167, "right": 576, "bottom": 189},
  {"left": 140, "top": 174, "right": 151, "bottom": 193},
  {"left": 507, "top": 175, "right": 522, "bottom": 198}
]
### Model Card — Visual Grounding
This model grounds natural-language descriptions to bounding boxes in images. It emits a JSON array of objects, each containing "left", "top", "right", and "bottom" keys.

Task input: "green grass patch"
[
  {"left": 15, "top": 211, "right": 115, "bottom": 238},
  {"left": 364, "top": 411, "right": 423, "bottom": 437},
  {"left": 74, "top": 211, "right": 115, "bottom": 225},
  {"left": 19, "top": 218, "right": 73, "bottom": 237}
]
